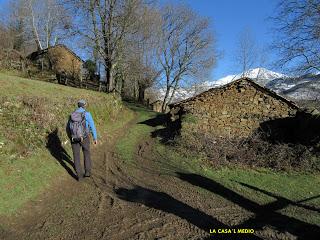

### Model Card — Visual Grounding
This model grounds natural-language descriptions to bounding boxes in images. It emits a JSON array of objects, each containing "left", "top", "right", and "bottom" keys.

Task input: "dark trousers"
[{"left": 71, "top": 137, "right": 91, "bottom": 178}]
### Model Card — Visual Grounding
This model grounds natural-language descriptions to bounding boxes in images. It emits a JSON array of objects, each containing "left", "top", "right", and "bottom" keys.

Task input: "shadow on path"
[
  {"left": 139, "top": 114, "right": 178, "bottom": 143},
  {"left": 176, "top": 172, "right": 320, "bottom": 240},
  {"left": 115, "top": 185, "right": 262, "bottom": 240},
  {"left": 46, "top": 128, "right": 77, "bottom": 180}
]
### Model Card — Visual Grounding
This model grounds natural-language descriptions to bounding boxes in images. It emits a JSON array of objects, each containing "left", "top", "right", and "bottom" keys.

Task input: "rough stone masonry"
[{"left": 169, "top": 78, "right": 299, "bottom": 138}]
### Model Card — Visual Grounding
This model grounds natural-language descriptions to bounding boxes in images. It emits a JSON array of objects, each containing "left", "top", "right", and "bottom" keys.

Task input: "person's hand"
[{"left": 93, "top": 140, "right": 98, "bottom": 145}]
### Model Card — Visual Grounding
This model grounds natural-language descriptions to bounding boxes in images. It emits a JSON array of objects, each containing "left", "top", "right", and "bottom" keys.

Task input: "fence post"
[{"left": 99, "top": 82, "right": 102, "bottom": 92}]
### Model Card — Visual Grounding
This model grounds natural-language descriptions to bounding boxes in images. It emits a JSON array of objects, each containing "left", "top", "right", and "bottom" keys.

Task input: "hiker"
[{"left": 67, "top": 99, "right": 98, "bottom": 181}]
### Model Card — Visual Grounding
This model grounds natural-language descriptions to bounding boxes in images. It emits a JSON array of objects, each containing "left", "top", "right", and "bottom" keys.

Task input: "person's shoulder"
[
  {"left": 75, "top": 107, "right": 85, "bottom": 112},
  {"left": 85, "top": 111, "right": 93, "bottom": 117}
]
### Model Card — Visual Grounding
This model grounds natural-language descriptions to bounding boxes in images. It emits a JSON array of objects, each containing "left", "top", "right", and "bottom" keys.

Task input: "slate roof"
[
  {"left": 27, "top": 44, "right": 83, "bottom": 62},
  {"left": 169, "top": 78, "right": 300, "bottom": 110}
]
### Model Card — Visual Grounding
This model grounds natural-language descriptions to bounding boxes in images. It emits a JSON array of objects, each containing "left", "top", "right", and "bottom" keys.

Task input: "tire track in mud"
[
  {"left": 1, "top": 110, "right": 293, "bottom": 240},
  {"left": 79, "top": 113, "right": 213, "bottom": 240}
]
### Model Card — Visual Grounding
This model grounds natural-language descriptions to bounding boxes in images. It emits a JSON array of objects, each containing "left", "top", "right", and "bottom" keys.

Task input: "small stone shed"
[
  {"left": 150, "top": 100, "right": 163, "bottom": 112},
  {"left": 169, "top": 78, "right": 300, "bottom": 138},
  {"left": 27, "top": 44, "right": 83, "bottom": 81}
]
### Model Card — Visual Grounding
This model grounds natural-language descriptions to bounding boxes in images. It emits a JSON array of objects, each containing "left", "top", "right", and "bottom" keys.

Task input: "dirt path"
[{"left": 1, "top": 110, "right": 319, "bottom": 240}]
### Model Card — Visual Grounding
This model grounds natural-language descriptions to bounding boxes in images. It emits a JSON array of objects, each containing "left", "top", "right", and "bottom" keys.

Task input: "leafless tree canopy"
[
  {"left": 158, "top": 4, "right": 216, "bottom": 112},
  {"left": 272, "top": 0, "right": 320, "bottom": 74},
  {"left": 235, "top": 28, "right": 257, "bottom": 77},
  {"left": 117, "top": 4, "right": 162, "bottom": 101},
  {"left": 6, "top": 0, "right": 72, "bottom": 51},
  {"left": 73, "top": 0, "right": 145, "bottom": 92}
]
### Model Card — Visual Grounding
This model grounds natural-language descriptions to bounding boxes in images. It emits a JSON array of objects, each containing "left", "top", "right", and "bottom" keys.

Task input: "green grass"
[
  {"left": 0, "top": 73, "right": 131, "bottom": 215},
  {"left": 156, "top": 143, "right": 320, "bottom": 225},
  {"left": 0, "top": 150, "right": 60, "bottom": 214},
  {"left": 182, "top": 113, "right": 198, "bottom": 124},
  {"left": 115, "top": 104, "right": 158, "bottom": 163}
]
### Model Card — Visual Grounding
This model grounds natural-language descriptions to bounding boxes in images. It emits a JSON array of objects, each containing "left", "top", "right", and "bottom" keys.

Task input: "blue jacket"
[{"left": 68, "top": 107, "right": 97, "bottom": 140}]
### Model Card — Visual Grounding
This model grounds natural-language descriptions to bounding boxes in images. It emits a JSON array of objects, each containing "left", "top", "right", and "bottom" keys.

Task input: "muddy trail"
[{"left": 0, "top": 110, "right": 319, "bottom": 240}]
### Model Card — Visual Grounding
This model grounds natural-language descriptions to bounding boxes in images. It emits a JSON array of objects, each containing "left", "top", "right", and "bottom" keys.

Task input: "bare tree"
[
  {"left": 158, "top": 4, "right": 216, "bottom": 112},
  {"left": 255, "top": 46, "right": 270, "bottom": 81},
  {"left": 127, "top": 5, "right": 162, "bottom": 102},
  {"left": 8, "top": 0, "right": 72, "bottom": 51},
  {"left": 120, "top": 56, "right": 160, "bottom": 102},
  {"left": 0, "top": 23, "right": 13, "bottom": 51},
  {"left": 272, "top": 0, "right": 320, "bottom": 74},
  {"left": 0, "top": 1, "right": 27, "bottom": 52},
  {"left": 235, "top": 28, "right": 257, "bottom": 78},
  {"left": 74, "top": 0, "right": 144, "bottom": 92}
]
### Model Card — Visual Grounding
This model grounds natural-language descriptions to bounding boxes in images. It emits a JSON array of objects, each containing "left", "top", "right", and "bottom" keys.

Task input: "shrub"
[
  {"left": 0, "top": 93, "right": 124, "bottom": 159},
  {"left": 176, "top": 130, "right": 320, "bottom": 172}
]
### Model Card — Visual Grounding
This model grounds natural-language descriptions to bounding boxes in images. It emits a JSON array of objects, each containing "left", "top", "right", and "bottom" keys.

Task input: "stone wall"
[
  {"left": 28, "top": 45, "right": 82, "bottom": 80},
  {"left": 151, "top": 101, "right": 163, "bottom": 113},
  {"left": 169, "top": 78, "right": 299, "bottom": 138},
  {"left": 47, "top": 45, "right": 82, "bottom": 80}
]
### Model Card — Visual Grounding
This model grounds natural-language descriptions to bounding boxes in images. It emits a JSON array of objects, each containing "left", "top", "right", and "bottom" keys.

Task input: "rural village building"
[
  {"left": 150, "top": 100, "right": 163, "bottom": 112},
  {"left": 169, "top": 78, "right": 300, "bottom": 138},
  {"left": 27, "top": 44, "right": 83, "bottom": 82}
]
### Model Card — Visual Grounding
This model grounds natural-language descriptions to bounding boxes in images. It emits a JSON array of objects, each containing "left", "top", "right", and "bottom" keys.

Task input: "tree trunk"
[
  {"left": 167, "top": 80, "right": 179, "bottom": 105},
  {"left": 29, "top": 0, "right": 42, "bottom": 50},
  {"left": 121, "top": 77, "right": 125, "bottom": 97},
  {"left": 161, "top": 86, "right": 171, "bottom": 113},
  {"left": 105, "top": 60, "right": 114, "bottom": 92},
  {"left": 99, "top": 82, "right": 102, "bottom": 92},
  {"left": 138, "top": 85, "right": 146, "bottom": 104}
]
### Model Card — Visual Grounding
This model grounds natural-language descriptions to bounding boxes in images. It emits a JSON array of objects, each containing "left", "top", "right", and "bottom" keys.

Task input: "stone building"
[
  {"left": 27, "top": 44, "right": 83, "bottom": 82},
  {"left": 169, "top": 78, "right": 299, "bottom": 138},
  {"left": 150, "top": 100, "right": 164, "bottom": 112}
]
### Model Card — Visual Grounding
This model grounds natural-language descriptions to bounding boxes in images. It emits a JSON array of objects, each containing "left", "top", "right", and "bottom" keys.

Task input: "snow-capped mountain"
[
  {"left": 267, "top": 74, "right": 320, "bottom": 100},
  {"left": 158, "top": 68, "right": 320, "bottom": 102},
  {"left": 209, "top": 68, "right": 287, "bottom": 87}
]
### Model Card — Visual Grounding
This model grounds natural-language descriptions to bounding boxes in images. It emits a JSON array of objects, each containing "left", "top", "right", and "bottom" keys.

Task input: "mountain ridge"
[{"left": 159, "top": 68, "right": 320, "bottom": 102}]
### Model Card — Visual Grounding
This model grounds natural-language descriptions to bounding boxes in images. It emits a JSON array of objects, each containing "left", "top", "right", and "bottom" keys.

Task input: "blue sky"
[
  {"left": 0, "top": 0, "right": 279, "bottom": 80},
  {"left": 169, "top": 0, "right": 279, "bottom": 80}
]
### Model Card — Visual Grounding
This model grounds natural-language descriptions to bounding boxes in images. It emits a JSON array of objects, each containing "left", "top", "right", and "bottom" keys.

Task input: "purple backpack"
[{"left": 69, "top": 111, "right": 88, "bottom": 142}]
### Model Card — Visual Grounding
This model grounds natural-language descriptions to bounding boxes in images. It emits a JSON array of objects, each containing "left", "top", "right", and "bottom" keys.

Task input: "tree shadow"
[
  {"left": 176, "top": 172, "right": 320, "bottom": 239},
  {"left": 259, "top": 111, "right": 320, "bottom": 146},
  {"left": 138, "top": 114, "right": 179, "bottom": 143},
  {"left": 233, "top": 181, "right": 320, "bottom": 213},
  {"left": 115, "top": 185, "right": 262, "bottom": 240},
  {"left": 46, "top": 128, "right": 77, "bottom": 180}
]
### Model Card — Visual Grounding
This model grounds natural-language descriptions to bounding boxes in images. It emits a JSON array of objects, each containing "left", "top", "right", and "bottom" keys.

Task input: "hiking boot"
[
  {"left": 77, "top": 176, "right": 84, "bottom": 182},
  {"left": 84, "top": 172, "right": 91, "bottom": 178}
]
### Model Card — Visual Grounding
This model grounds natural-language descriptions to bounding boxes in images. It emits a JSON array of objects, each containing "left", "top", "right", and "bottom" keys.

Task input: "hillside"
[{"left": 0, "top": 72, "right": 132, "bottom": 215}]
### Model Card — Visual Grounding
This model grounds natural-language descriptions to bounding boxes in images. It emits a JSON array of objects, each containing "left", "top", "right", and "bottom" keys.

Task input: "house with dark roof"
[
  {"left": 27, "top": 44, "right": 83, "bottom": 83},
  {"left": 169, "top": 78, "right": 300, "bottom": 138}
]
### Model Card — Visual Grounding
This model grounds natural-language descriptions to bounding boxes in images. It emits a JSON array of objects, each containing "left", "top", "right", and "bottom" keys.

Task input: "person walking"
[{"left": 67, "top": 99, "right": 98, "bottom": 181}]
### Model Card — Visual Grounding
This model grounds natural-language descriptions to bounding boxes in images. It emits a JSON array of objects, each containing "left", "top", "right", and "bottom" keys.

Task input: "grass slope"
[{"left": 0, "top": 73, "right": 132, "bottom": 215}]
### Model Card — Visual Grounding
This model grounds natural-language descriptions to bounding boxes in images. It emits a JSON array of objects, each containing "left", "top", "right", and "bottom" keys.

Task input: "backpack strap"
[{"left": 82, "top": 111, "right": 89, "bottom": 137}]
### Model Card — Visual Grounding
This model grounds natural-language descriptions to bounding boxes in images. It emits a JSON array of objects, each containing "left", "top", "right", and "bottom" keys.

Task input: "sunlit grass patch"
[{"left": 115, "top": 104, "right": 158, "bottom": 163}]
